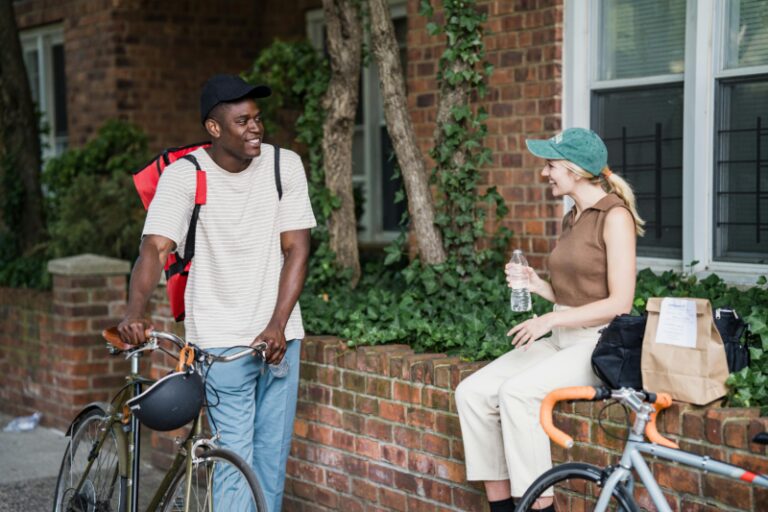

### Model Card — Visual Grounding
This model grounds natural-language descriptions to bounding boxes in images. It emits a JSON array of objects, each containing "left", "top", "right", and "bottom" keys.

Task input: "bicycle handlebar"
[
  {"left": 101, "top": 327, "right": 267, "bottom": 363},
  {"left": 540, "top": 386, "right": 678, "bottom": 449}
]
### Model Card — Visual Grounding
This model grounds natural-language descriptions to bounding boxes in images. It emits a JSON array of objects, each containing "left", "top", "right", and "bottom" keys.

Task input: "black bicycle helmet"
[{"left": 126, "top": 368, "right": 204, "bottom": 431}]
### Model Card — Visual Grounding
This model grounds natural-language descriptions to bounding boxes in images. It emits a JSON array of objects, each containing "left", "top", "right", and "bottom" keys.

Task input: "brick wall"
[
  {"left": 13, "top": 0, "right": 321, "bottom": 152},
  {"left": 0, "top": 254, "right": 132, "bottom": 430},
  {"left": 15, "top": 0, "right": 564, "bottom": 257},
  {"left": 283, "top": 336, "right": 768, "bottom": 512},
  {"left": 407, "top": 0, "right": 564, "bottom": 268}
]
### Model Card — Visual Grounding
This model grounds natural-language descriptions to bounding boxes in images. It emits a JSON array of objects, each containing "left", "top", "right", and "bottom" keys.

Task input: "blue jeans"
[{"left": 204, "top": 339, "right": 301, "bottom": 512}]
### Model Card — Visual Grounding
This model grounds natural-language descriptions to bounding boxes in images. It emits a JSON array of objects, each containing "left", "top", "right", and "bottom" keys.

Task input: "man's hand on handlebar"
[
  {"left": 117, "top": 316, "right": 153, "bottom": 345},
  {"left": 252, "top": 321, "right": 286, "bottom": 365}
]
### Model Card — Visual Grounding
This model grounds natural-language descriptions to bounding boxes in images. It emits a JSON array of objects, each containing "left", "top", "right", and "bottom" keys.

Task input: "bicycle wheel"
[
  {"left": 52, "top": 408, "right": 126, "bottom": 512},
  {"left": 515, "top": 462, "right": 639, "bottom": 512},
  {"left": 159, "top": 448, "right": 268, "bottom": 512}
]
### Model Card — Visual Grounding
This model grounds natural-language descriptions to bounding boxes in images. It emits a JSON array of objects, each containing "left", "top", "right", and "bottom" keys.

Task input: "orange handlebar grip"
[
  {"left": 645, "top": 393, "right": 679, "bottom": 449},
  {"left": 540, "top": 386, "right": 597, "bottom": 449}
]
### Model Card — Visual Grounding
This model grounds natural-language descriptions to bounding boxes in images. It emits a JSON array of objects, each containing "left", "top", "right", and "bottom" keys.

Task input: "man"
[{"left": 118, "top": 74, "right": 316, "bottom": 511}]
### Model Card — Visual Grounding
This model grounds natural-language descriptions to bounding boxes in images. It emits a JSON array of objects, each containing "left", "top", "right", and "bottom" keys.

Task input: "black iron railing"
[
  {"left": 603, "top": 124, "right": 683, "bottom": 240},
  {"left": 716, "top": 116, "right": 768, "bottom": 244}
]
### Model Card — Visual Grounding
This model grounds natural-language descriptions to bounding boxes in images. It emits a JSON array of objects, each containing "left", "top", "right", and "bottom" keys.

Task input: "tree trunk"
[
  {"left": 321, "top": 0, "right": 362, "bottom": 285},
  {"left": 368, "top": 0, "right": 446, "bottom": 264},
  {"left": 0, "top": 0, "right": 45, "bottom": 254}
]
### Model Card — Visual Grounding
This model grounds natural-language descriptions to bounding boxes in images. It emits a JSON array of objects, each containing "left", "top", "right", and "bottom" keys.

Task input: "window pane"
[
  {"left": 52, "top": 43, "right": 68, "bottom": 137},
  {"left": 724, "top": 0, "right": 768, "bottom": 69},
  {"left": 380, "top": 127, "right": 406, "bottom": 232},
  {"left": 23, "top": 48, "right": 40, "bottom": 104},
  {"left": 593, "top": 85, "right": 684, "bottom": 258},
  {"left": 715, "top": 79, "right": 768, "bottom": 264},
  {"left": 598, "top": 0, "right": 686, "bottom": 80}
]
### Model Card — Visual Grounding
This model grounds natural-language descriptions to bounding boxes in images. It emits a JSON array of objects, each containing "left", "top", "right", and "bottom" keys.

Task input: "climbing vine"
[{"left": 420, "top": 0, "right": 511, "bottom": 269}]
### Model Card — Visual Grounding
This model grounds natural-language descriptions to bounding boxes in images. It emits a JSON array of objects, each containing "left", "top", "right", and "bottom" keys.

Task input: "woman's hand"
[
  {"left": 505, "top": 263, "right": 548, "bottom": 297},
  {"left": 507, "top": 313, "right": 554, "bottom": 349}
]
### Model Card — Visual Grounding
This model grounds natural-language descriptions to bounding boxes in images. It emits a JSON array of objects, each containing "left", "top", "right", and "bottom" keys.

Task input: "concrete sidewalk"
[
  {"left": 0, "top": 411, "right": 165, "bottom": 511},
  {"left": 0, "top": 411, "right": 68, "bottom": 511}
]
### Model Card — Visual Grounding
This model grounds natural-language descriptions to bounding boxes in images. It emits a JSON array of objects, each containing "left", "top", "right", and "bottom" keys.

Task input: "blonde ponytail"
[
  {"left": 562, "top": 161, "right": 646, "bottom": 236},
  {"left": 600, "top": 167, "right": 645, "bottom": 237}
]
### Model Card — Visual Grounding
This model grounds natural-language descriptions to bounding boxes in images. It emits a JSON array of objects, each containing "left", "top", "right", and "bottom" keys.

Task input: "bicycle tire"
[
  {"left": 515, "top": 462, "right": 639, "bottom": 512},
  {"left": 159, "top": 447, "right": 268, "bottom": 512},
  {"left": 52, "top": 407, "right": 126, "bottom": 512}
]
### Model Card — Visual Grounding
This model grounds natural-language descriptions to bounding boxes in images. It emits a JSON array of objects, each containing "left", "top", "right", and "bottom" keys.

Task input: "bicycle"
[
  {"left": 52, "top": 327, "right": 270, "bottom": 512},
  {"left": 515, "top": 386, "right": 768, "bottom": 511}
]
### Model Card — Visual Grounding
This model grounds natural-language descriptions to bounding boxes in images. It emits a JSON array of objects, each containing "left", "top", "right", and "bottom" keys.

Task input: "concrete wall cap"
[{"left": 47, "top": 253, "right": 131, "bottom": 276}]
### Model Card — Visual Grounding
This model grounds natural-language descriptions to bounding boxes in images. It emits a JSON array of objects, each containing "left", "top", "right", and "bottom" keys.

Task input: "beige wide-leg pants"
[{"left": 455, "top": 306, "right": 604, "bottom": 497}]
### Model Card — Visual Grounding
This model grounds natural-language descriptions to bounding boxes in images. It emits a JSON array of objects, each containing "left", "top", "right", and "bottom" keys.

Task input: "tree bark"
[
  {"left": 368, "top": 0, "right": 446, "bottom": 264},
  {"left": 321, "top": 0, "right": 363, "bottom": 285},
  {"left": 0, "top": 0, "right": 45, "bottom": 253}
]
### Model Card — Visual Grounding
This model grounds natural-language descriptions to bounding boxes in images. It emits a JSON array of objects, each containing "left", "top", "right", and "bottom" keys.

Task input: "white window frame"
[
  {"left": 19, "top": 24, "right": 67, "bottom": 161},
  {"left": 564, "top": 0, "right": 767, "bottom": 285},
  {"left": 307, "top": 0, "right": 407, "bottom": 244}
]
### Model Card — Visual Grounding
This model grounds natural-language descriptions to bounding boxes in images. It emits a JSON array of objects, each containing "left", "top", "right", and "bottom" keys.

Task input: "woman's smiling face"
[{"left": 541, "top": 160, "right": 577, "bottom": 197}]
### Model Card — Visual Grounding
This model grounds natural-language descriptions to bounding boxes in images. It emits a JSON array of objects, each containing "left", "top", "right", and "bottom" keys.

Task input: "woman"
[{"left": 454, "top": 128, "right": 644, "bottom": 512}]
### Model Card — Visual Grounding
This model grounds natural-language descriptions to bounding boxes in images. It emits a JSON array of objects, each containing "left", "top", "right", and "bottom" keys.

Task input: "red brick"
[
  {"left": 326, "top": 470, "right": 349, "bottom": 492},
  {"left": 366, "top": 418, "right": 393, "bottom": 442},
  {"left": 393, "top": 381, "right": 422, "bottom": 404},
  {"left": 379, "top": 400, "right": 406, "bottom": 423},
  {"left": 380, "top": 488, "right": 407, "bottom": 511},
  {"left": 433, "top": 457, "right": 466, "bottom": 483},
  {"left": 407, "top": 407, "right": 435, "bottom": 430},
  {"left": 703, "top": 474, "right": 752, "bottom": 509},
  {"left": 408, "top": 452, "right": 435, "bottom": 475},
  {"left": 422, "top": 433, "right": 450, "bottom": 457},
  {"left": 382, "top": 444, "right": 407, "bottom": 468},
  {"left": 355, "top": 437, "right": 381, "bottom": 459},
  {"left": 653, "top": 461, "right": 700, "bottom": 495},
  {"left": 352, "top": 478, "right": 378, "bottom": 502}
]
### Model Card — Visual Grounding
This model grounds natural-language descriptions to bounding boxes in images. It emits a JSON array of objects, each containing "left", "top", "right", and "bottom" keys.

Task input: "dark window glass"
[
  {"left": 592, "top": 84, "right": 684, "bottom": 258},
  {"left": 715, "top": 78, "right": 768, "bottom": 263},
  {"left": 52, "top": 43, "right": 68, "bottom": 136},
  {"left": 380, "top": 127, "right": 406, "bottom": 232}
]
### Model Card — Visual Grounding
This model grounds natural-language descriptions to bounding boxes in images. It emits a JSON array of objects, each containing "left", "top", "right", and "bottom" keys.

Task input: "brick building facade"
[
  {"left": 13, "top": 0, "right": 564, "bottom": 266},
  {"left": 14, "top": 0, "right": 768, "bottom": 278}
]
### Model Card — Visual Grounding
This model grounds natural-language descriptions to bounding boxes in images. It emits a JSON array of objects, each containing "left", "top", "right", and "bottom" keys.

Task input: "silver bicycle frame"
[{"left": 593, "top": 433, "right": 768, "bottom": 511}]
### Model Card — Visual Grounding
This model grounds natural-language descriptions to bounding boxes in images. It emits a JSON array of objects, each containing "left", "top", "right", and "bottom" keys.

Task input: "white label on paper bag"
[{"left": 655, "top": 298, "right": 698, "bottom": 348}]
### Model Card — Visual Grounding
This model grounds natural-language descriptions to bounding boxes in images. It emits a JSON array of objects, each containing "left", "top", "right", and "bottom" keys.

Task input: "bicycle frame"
[{"left": 67, "top": 349, "right": 210, "bottom": 512}]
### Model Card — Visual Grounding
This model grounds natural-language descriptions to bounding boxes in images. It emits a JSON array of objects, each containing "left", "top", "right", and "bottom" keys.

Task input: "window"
[
  {"left": 20, "top": 25, "right": 68, "bottom": 160},
  {"left": 307, "top": 1, "right": 407, "bottom": 243},
  {"left": 565, "top": 0, "right": 768, "bottom": 282},
  {"left": 714, "top": 0, "right": 768, "bottom": 264},
  {"left": 592, "top": 0, "right": 687, "bottom": 259}
]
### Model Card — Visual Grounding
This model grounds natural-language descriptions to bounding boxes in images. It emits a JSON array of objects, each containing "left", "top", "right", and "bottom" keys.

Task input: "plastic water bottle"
[
  {"left": 3, "top": 411, "right": 42, "bottom": 432},
  {"left": 509, "top": 249, "right": 532, "bottom": 312},
  {"left": 269, "top": 359, "right": 289, "bottom": 378}
]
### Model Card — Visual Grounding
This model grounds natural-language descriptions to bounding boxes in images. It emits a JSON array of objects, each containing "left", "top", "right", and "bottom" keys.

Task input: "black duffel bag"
[{"left": 591, "top": 314, "right": 647, "bottom": 390}]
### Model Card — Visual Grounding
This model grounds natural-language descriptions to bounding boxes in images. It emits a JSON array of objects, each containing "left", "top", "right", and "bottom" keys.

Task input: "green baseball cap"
[{"left": 525, "top": 128, "right": 608, "bottom": 176}]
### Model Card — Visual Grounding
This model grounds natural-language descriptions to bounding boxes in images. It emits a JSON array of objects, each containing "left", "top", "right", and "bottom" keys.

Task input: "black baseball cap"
[{"left": 200, "top": 74, "right": 271, "bottom": 124}]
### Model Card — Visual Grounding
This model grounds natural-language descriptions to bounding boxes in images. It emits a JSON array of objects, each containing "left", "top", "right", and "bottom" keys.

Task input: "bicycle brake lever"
[{"left": 123, "top": 339, "right": 158, "bottom": 359}]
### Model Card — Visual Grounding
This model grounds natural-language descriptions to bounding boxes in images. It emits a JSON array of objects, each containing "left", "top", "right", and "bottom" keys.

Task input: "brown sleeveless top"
[{"left": 548, "top": 194, "right": 630, "bottom": 307}]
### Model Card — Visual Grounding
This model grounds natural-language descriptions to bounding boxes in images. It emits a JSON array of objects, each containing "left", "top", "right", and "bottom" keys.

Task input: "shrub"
[
  {"left": 302, "top": 263, "right": 768, "bottom": 412},
  {"left": 43, "top": 120, "right": 149, "bottom": 263}
]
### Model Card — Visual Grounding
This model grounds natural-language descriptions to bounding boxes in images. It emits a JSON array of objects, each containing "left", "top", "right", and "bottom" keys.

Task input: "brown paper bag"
[{"left": 641, "top": 297, "right": 729, "bottom": 405}]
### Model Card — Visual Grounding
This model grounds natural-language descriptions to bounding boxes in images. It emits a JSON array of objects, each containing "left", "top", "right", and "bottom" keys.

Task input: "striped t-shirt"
[{"left": 143, "top": 144, "right": 316, "bottom": 349}]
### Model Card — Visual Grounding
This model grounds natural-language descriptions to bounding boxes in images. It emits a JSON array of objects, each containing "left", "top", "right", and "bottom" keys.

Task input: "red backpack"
[{"left": 133, "top": 142, "right": 282, "bottom": 321}]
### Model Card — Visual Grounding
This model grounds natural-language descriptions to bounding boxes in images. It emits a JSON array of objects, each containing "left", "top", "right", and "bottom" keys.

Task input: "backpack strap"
[
  {"left": 167, "top": 154, "right": 206, "bottom": 276},
  {"left": 274, "top": 145, "right": 282, "bottom": 201}
]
